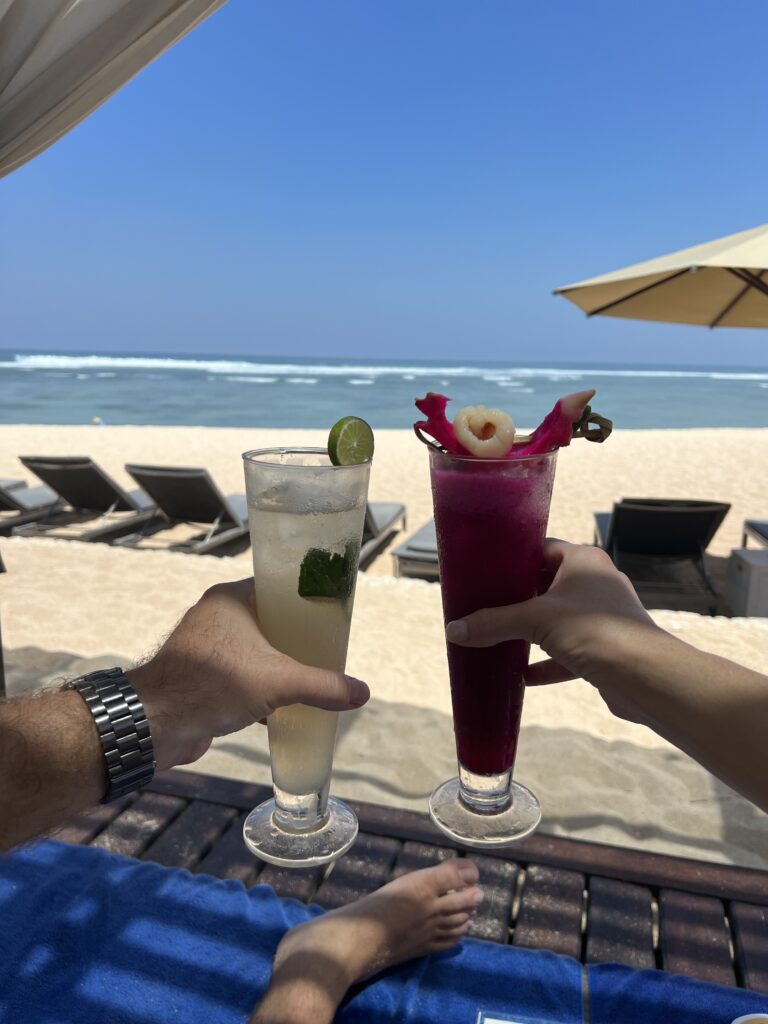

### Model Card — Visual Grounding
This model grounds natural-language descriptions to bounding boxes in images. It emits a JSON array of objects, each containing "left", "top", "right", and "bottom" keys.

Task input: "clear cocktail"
[
  {"left": 428, "top": 447, "right": 556, "bottom": 847},
  {"left": 241, "top": 447, "right": 370, "bottom": 867}
]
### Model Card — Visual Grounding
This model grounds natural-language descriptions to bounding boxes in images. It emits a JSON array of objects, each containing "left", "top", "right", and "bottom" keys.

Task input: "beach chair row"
[{"left": 0, "top": 456, "right": 405, "bottom": 561}]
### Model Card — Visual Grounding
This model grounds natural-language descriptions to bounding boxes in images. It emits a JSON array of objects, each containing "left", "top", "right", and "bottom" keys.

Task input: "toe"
[
  {"left": 438, "top": 885, "right": 483, "bottom": 915},
  {"left": 426, "top": 858, "right": 480, "bottom": 896},
  {"left": 439, "top": 911, "right": 473, "bottom": 930},
  {"left": 444, "top": 920, "right": 473, "bottom": 939}
]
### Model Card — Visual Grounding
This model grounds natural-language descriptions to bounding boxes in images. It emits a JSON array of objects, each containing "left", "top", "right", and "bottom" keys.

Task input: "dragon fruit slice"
[
  {"left": 514, "top": 388, "right": 596, "bottom": 456},
  {"left": 414, "top": 392, "right": 469, "bottom": 455},
  {"left": 414, "top": 388, "right": 597, "bottom": 457}
]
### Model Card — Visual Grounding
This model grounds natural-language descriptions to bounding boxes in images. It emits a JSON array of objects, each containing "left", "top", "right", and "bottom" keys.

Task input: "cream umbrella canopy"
[{"left": 554, "top": 223, "right": 768, "bottom": 328}]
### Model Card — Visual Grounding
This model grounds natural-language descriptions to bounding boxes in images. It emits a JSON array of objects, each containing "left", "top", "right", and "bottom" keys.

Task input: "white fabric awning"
[{"left": 0, "top": 0, "right": 227, "bottom": 178}]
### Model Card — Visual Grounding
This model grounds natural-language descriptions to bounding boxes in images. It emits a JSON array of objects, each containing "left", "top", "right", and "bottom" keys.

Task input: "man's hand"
[{"left": 128, "top": 580, "right": 369, "bottom": 770}]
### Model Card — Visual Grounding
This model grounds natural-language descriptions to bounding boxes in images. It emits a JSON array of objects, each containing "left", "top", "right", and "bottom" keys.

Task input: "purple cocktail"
[
  {"left": 414, "top": 387, "right": 605, "bottom": 847},
  {"left": 428, "top": 446, "right": 556, "bottom": 845}
]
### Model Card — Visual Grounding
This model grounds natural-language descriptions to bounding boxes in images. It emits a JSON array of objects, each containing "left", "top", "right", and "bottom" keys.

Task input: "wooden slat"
[
  {"left": 392, "top": 841, "right": 456, "bottom": 878},
  {"left": 731, "top": 901, "right": 768, "bottom": 993},
  {"left": 586, "top": 876, "right": 655, "bottom": 969},
  {"left": 195, "top": 811, "right": 261, "bottom": 885},
  {"left": 257, "top": 863, "right": 325, "bottom": 903},
  {"left": 54, "top": 794, "right": 135, "bottom": 845},
  {"left": 513, "top": 864, "right": 585, "bottom": 959},
  {"left": 89, "top": 792, "right": 186, "bottom": 858},
  {"left": 143, "top": 800, "right": 236, "bottom": 870},
  {"left": 659, "top": 889, "right": 734, "bottom": 986},
  {"left": 467, "top": 855, "right": 519, "bottom": 944},
  {"left": 512, "top": 832, "right": 768, "bottom": 907},
  {"left": 149, "top": 770, "right": 271, "bottom": 811},
  {"left": 313, "top": 834, "right": 401, "bottom": 910},
  {"left": 149, "top": 771, "right": 768, "bottom": 906}
]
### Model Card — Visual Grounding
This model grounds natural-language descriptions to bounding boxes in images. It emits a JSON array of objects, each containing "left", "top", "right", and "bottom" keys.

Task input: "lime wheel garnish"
[{"left": 328, "top": 416, "right": 374, "bottom": 465}]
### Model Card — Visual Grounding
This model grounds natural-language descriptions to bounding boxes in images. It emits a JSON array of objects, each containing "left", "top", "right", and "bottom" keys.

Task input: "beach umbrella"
[
  {"left": 0, "top": 0, "right": 228, "bottom": 178},
  {"left": 554, "top": 223, "right": 768, "bottom": 328}
]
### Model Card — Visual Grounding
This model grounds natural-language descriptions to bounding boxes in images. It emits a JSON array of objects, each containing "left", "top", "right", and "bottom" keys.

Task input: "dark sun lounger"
[{"left": 12, "top": 455, "right": 156, "bottom": 542}]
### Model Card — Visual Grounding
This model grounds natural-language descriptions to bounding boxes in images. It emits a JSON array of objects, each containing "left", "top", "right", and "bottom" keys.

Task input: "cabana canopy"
[{"left": 0, "top": 0, "right": 227, "bottom": 178}]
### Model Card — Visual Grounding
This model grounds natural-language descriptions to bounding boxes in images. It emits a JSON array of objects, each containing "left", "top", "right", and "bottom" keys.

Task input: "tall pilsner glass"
[
  {"left": 242, "top": 447, "right": 370, "bottom": 867},
  {"left": 428, "top": 446, "right": 557, "bottom": 848}
]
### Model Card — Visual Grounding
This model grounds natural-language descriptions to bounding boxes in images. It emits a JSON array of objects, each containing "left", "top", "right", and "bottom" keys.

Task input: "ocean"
[{"left": 1, "top": 350, "right": 766, "bottom": 430}]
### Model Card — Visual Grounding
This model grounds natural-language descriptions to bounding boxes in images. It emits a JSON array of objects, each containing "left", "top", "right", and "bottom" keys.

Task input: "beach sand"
[{"left": 2, "top": 423, "right": 767, "bottom": 869}]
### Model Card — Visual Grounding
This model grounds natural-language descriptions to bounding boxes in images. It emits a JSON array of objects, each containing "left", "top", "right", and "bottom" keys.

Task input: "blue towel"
[
  {"left": 589, "top": 962, "right": 768, "bottom": 1024},
  {"left": 0, "top": 839, "right": 582, "bottom": 1024},
  {"left": 0, "top": 839, "right": 764, "bottom": 1024}
]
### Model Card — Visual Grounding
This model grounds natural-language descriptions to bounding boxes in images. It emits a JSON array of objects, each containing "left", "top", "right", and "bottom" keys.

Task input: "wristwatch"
[{"left": 67, "top": 667, "right": 155, "bottom": 803}]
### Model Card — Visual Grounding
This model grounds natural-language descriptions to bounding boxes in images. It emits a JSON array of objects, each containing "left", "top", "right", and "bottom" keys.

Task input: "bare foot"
[{"left": 251, "top": 859, "right": 482, "bottom": 1023}]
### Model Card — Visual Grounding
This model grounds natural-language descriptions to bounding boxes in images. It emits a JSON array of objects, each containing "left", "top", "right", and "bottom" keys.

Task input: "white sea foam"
[
  {"left": 223, "top": 375, "right": 277, "bottom": 384},
  {"left": 348, "top": 378, "right": 375, "bottom": 385},
  {"left": 1, "top": 353, "right": 767, "bottom": 382},
  {"left": 286, "top": 377, "right": 318, "bottom": 384}
]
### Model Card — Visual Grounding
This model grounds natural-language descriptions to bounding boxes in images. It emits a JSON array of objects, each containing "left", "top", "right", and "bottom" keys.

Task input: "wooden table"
[{"left": 56, "top": 768, "right": 768, "bottom": 993}]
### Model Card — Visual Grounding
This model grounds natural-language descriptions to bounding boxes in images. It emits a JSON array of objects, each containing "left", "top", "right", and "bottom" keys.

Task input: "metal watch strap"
[{"left": 68, "top": 667, "right": 155, "bottom": 803}]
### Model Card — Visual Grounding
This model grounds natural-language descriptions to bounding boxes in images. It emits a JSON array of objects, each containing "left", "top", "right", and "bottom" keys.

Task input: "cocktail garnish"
[
  {"left": 414, "top": 393, "right": 469, "bottom": 455},
  {"left": 572, "top": 407, "right": 613, "bottom": 443},
  {"left": 414, "top": 388, "right": 612, "bottom": 456},
  {"left": 298, "top": 543, "right": 359, "bottom": 600},
  {"left": 514, "top": 388, "right": 596, "bottom": 456},
  {"left": 328, "top": 416, "right": 375, "bottom": 465},
  {"left": 453, "top": 405, "right": 516, "bottom": 458}
]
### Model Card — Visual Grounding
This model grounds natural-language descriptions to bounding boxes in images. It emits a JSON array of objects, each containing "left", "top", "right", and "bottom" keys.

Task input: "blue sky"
[{"left": 2, "top": 0, "right": 768, "bottom": 367}]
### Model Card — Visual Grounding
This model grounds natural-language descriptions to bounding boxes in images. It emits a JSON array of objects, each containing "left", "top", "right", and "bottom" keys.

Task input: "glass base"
[
  {"left": 243, "top": 796, "right": 358, "bottom": 868},
  {"left": 428, "top": 776, "right": 541, "bottom": 849}
]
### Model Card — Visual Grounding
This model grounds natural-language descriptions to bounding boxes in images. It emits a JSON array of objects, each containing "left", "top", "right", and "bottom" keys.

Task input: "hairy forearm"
[
  {"left": 601, "top": 631, "right": 768, "bottom": 812},
  {"left": 0, "top": 690, "right": 105, "bottom": 851}
]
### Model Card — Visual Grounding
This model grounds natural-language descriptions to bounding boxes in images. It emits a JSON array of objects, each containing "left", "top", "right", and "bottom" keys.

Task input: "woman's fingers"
[
  {"left": 524, "top": 659, "right": 576, "bottom": 686},
  {"left": 445, "top": 597, "right": 541, "bottom": 648}
]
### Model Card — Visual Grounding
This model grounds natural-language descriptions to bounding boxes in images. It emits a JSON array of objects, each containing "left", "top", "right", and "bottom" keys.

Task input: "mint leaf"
[{"left": 298, "top": 543, "right": 359, "bottom": 600}]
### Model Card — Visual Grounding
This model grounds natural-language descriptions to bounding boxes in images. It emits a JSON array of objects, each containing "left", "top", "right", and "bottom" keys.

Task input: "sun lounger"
[
  {"left": 742, "top": 519, "right": 768, "bottom": 548},
  {"left": 594, "top": 498, "right": 730, "bottom": 613},
  {"left": 121, "top": 465, "right": 404, "bottom": 560},
  {"left": 116, "top": 464, "right": 249, "bottom": 555},
  {"left": 392, "top": 519, "right": 439, "bottom": 580},
  {"left": 0, "top": 478, "right": 64, "bottom": 535},
  {"left": 13, "top": 456, "right": 156, "bottom": 542},
  {"left": 360, "top": 501, "right": 407, "bottom": 567}
]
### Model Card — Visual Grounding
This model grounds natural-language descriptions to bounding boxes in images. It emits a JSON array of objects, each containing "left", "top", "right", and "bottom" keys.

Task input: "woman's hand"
[{"left": 445, "top": 539, "right": 662, "bottom": 724}]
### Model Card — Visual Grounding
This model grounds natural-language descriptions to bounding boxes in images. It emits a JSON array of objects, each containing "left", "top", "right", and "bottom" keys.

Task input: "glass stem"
[
  {"left": 272, "top": 780, "right": 331, "bottom": 833},
  {"left": 458, "top": 763, "right": 513, "bottom": 815}
]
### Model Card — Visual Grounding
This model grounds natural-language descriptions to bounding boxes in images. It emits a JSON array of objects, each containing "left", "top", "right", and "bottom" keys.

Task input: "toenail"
[
  {"left": 471, "top": 889, "right": 484, "bottom": 905},
  {"left": 457, "top": 864, "right": 477, "bottom": 884}
]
